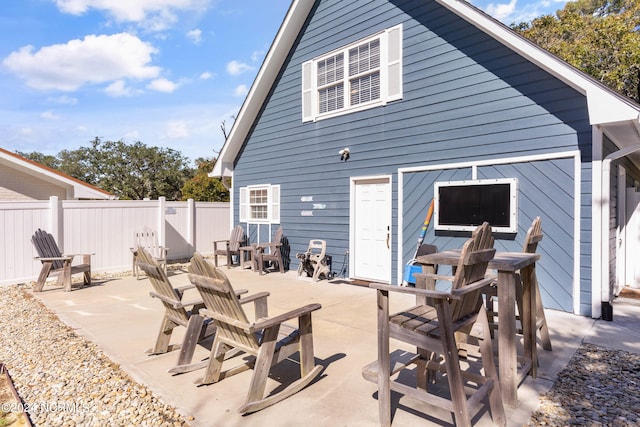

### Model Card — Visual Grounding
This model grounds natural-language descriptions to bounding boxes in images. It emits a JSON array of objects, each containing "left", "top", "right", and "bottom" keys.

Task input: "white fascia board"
[
  {"left": 211, "top": 0, "right": 313, "bottom": 177},
  {"left": 436, "top": 0, "right": 640, "bottom": 125}
]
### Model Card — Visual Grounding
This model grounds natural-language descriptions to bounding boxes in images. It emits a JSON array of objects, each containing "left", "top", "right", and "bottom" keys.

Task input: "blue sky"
[{"left": 0, "top": 0, "right": 569, "bottom": 165}]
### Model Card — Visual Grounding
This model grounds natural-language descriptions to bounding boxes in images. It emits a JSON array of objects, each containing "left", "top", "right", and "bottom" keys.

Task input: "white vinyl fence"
[{"left": 0, "top": 196, "right": 230, "bottom": 285}]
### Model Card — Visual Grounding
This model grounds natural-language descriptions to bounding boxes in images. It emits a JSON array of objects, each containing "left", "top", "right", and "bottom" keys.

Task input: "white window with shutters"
[
  {"left": 302, "top": 24, "right": 402, "bottom": 122},
  {"left": 239, "top": 184, "right": 280, "bottom": 224}
]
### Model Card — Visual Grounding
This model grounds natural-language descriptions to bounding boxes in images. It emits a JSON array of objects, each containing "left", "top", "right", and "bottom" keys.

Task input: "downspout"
[{"left": 600, "top": 143, "right": 640, "bottom": 320}]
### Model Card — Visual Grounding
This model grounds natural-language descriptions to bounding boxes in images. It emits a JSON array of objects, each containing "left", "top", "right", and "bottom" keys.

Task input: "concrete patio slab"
[{"left": 31, "top": 262, "right": 640, "bottom": 427}]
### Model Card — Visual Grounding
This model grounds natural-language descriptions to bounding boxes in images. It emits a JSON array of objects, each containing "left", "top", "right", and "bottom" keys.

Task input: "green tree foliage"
[
  {"left": 18, "top": 138, "right": 193, "bottom": 200},
  {"left": 180, "top": 157, "right": 229, "bottom": 202},
  {"left": 513, "top": 0, "right": 640, "bottom": 102},
  {"left": 16, "top": 151, "right": 59, "bottom": 169}
]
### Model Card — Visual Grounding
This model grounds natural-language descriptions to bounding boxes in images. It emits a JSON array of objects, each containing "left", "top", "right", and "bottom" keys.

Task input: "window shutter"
[
  {"left": 269, "top": 185, "right": 280, "bottom": 224},
  {"left": 239, "top": 187, "right": 248, "bottom": 222},
  {"left": 385, "top": 24, "right": 403, "bottom": 102},
  {"left": 302, "top": 61, "right": 314, "bottom": 122}
]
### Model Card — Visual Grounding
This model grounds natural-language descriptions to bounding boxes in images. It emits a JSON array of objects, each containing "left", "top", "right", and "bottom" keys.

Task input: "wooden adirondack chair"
[
  {"left": 213, "top": 225, "right": 246, "bottom": 268},
  {"left": 255, "top": 226, "right": 285, "bottom": 275},
  {"left": 485, "top": 216, "right": 552, "bottom": 351},
  {"left": 187, "top": 252, "right": 323, "bottom": 414},
  {"left": 31, "top": 228, "right": 92, "bottom": 292},
  {"left": 363, "top": 222, "right": 505, "bottom": 427},
  {"left": 131, "top": 227, "right": 168, "bottom": 279},
  {"left": 134, "top": 247, "right": 216, "bottom": 374}
]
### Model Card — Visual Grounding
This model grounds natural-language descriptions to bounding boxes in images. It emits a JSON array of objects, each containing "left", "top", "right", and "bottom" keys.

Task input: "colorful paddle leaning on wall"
[{"left": 402, "top": 198, "right": 435, "bottom": 286}]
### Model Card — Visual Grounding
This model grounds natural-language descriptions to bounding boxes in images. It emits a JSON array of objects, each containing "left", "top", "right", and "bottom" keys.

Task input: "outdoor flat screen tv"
[{"left": 434, "top": 178, "right": 518, "bottom": 233}]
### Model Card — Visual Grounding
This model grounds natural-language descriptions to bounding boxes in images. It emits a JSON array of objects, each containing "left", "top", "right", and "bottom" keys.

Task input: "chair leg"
[
  {"left": 201, "top": 339, "right": 227, "bottom": 385},
  {"left": 175, "top": 314, "right": 205, "bottom": 368},
  {"left": 245, "top": 326, "right": 279, "bottom": 406},
  {"left": 477, "top": 307, "right": 506, "bottom": 426},
  {"left": 436, "top": 302, "right": 472, "bottom": 427},
  {"left": 377, "top": 289, "right": 392, "bottom": 427},
  {"left": 34, "top": 263, "right": 53, "bottom": 292},
  {"left": 537, "top": 291, "right": 552, "bottom": 351},
  {"left": 151, "top": 317, "right": 177, "bottom": 354},
  {"left": 62, "top": 262, "right": 72, "bottom": 292}
]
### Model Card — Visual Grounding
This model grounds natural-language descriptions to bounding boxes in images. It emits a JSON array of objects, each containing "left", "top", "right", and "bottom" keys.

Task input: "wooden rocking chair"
[
  {"left": 255, "top": 226, "right": 285, "bottom": 275},
  {"left": 134, "top": 247, "right": 216, "bottom": 374},
  {"left": 31, "top": 228, "right": 92, "bottom": 292},
  {"left": 213, "top": 225, "right": 246, "bottom": 268},
  {"left": 363, "top": 222, "right": 505, "bottom": 427},
  {"left": 187, "top": 252, "right": 323, "bottom": 414}
]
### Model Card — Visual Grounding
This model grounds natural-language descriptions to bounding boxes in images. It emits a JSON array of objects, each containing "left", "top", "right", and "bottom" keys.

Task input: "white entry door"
[{"left": 351, "top": 176, "right": 392, "bottom": 282}]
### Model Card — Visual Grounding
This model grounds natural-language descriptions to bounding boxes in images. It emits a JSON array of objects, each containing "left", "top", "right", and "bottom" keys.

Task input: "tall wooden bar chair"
[
  {"left": 363, "top": 222, "right": 505, "bottom": 427},
  {"left": 485, "top": 216, "right": 552, "bottom": 351}
]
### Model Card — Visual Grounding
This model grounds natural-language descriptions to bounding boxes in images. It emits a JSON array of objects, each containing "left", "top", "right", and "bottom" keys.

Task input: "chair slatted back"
[
  {"left": 228, "top": 225, "right": 246, "bottom": 252},
  {"left": 31, "top": 229, "right": 64, "bottom": 270},
  {"left": 188, "top": 253, "right": 259, "bottom": 353},
  {"left": 134, "top": 227, "right": 163, "bottom": 259},
  {"left": 522, "top": 217, "right": 543, "bottom": 254},
  {"left": 136, "top": 247, "right": 189, "bottom": 325},
  {"left": 450, "top": 222, "right": 496, "bottom": 321}
]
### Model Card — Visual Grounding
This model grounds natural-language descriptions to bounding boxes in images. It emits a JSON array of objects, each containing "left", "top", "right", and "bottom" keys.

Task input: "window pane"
[
  {"left": 349, "top": 39, "right": 380, "bottom": 76},
  {"left": 249, "top": 189, "right": 268, "bottom": 220},
  {"left": 319, "top": 83, "right": 344, "bottom": 113},
  {"left": 251, "top": 205, "right": 268, "bottom": 219},
  {"left": 350, "top": 71, "right": 380, "bottom": 105},
  {"left": 317, "top": 53, "right": 343, "bottom": 87}
]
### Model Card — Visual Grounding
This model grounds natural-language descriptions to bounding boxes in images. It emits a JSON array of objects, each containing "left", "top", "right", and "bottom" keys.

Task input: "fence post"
[
  {"left": 158, "top": 197, "right": 166, "bottom": 249},
  {"left": 187, "top": 199, "right": 195, "bottom": 255},
  {"left": 49, "top": 196, "right": 62, "bottom": 247}
]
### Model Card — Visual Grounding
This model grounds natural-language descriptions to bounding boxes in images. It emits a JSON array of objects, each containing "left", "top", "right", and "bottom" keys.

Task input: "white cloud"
[
  {"left": 251, "top": 50, "right": 264, "bottom": 63},
  {"left": 165, "top": 120, "right": 189, "bottom": 138},
  {"left": 54, "top": 0, "right": 213, "bottom": 32},
  {"left": 48, "top": 95, "right": 78, "bottom": 105},
  {"left": 485, "top": 0, "right": 518, "bottom": 21},
  {"left": 41, "top": 110, "right": 60, "bottom": 120},
  {"left": 147, "top": 78, "right": 179, "bottom": 92},
  {"left": 2, "top": 33, "right": 160, "bottom": 91},
  {"left": 105, "top": 80, "right": 135, "bottom": 97},
  {"left": 187, "top": 29, "right": 202, "bottom": 44},
  {"left": 199, "top": 71, "right": 214, "bottom": 80},
  {"left": 233, "top": 84, "right": 249, "bottom": 97},
  {"left": 226, "top": 60, "right": 253, "bottom": 76}
]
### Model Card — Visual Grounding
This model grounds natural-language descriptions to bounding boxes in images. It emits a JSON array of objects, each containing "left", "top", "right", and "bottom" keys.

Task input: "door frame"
[{"left": 349, "top": 174, "right": 393, "bottom": 283}]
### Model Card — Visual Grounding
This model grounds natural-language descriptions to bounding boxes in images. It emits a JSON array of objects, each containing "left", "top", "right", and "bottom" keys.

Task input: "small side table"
[{"left": 239, "top": 244, "right": 257, "bottom": 271}]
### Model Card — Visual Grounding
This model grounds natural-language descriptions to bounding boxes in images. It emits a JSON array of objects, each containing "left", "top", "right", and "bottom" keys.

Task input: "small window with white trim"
[
  {"left": 239, "top": 184, "right": 280, "bottom": 224},
  {"left": 302, "top": 24, "right": 403, "bottom": 122}
]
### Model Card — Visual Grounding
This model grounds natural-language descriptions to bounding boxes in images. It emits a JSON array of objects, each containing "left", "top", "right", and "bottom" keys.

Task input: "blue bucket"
[{"left": 402, "top": 264, "right": 423, "bottom": 286}]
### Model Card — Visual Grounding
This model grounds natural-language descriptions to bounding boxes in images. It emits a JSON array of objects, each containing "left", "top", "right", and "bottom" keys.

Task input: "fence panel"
[{"left": 0, "top": 198, "right": 230, "bottom": 285}]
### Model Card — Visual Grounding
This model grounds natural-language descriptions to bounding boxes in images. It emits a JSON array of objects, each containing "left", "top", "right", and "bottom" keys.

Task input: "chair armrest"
[
  {"left": 450, "top": 276, "right": 496, "bottom": 297},
  {"left": 149, "top": 291, "right": 202, "bottom": 309},
  {"left": 238, "top": 291, "right": 270, "bottom": 304},
  {"left": 369, "top": 282, "right": 456, "bottom": 300},
  {"left": 175, "top": 284, "right": 196, "bottom": 293},
  {"left": 35, "top": 256, "right": 73, "bottom": 262},
  {"left": 252, "top": 303, "right": 322, "bottom": 331},
  {"left": 255, "top": 242, "right": 281, "bottom": 251},
  {"left": 62, "top": 253, "right": 94, "bottom": 257}
]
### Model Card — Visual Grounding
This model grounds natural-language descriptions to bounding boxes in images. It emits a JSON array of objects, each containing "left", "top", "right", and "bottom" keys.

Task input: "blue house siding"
[
  {"left": 401, "top": 157, "right": 575, "bottom": 312},
  {"left": 231, "top": 0, "right": 595, "bottom": 313}
]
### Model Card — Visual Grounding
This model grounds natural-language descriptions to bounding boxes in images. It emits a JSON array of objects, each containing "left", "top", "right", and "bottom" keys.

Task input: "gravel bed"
[
  {"left": 0, "top": 284, "right": 191, "bottom": 427},
  {"left": 528, "top": 344, "right": 640, "bottom": 426}
]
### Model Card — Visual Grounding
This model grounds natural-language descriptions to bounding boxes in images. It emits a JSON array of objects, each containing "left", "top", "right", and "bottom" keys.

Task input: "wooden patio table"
[{"left": 415, "top": 250, "right": 540, "bottom": 407}]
